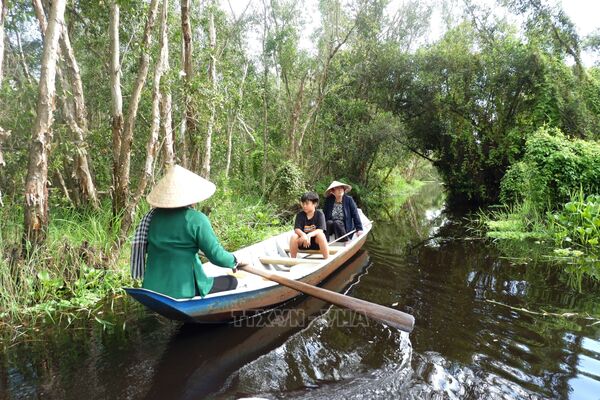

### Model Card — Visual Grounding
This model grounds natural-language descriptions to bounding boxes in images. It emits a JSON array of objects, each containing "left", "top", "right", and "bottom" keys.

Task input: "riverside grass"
[
  {"left": 478, "top": 190, "right": 600, "bottom": 289},
  {"left": 0, "top": 191, "right": 287, "bottom": 333}
]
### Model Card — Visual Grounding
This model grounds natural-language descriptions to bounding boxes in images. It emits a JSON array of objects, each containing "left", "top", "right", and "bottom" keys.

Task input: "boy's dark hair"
[{"left": 300, "top": 191, "right": 319, "bottom": 204}]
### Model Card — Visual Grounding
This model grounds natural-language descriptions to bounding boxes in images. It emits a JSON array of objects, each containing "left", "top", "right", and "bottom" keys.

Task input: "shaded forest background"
[{"left": 0, "top": 0, "right": 599, "bottom": 255}]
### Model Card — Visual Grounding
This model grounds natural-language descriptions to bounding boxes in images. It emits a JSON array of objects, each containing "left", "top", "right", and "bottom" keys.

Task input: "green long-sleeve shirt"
[{"left": 142, "top": 207, "right": 236, "bottom": 299}]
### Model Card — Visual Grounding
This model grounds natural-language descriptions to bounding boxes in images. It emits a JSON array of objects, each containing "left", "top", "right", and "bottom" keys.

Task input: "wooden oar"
[{"left": 238, "top": 264, "right": 415, "bottom": 333}]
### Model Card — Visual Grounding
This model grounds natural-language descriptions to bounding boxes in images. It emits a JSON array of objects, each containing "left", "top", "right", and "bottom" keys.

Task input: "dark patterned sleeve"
[
  {"left": 316, "top": 210, "right": 327, "bottom": 231},
  {"left": 348, "top": 197, "right": 363, "bottom": 231}
]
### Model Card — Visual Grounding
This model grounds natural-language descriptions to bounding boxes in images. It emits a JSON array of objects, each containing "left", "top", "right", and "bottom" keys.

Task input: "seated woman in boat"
[
  {"left": 323, "top": 180, "right": 363, "bottom": 242},
  {"left": 131, "top": 165, "right": 246, "bottom": 299},
  {"left": 289, "top": 191, "right": 329, "bottom": 259}
]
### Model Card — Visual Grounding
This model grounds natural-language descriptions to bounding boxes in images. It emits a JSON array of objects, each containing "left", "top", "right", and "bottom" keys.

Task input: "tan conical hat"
[
  {"left": 325, "top": 180, "right": 352, "bottom": 197},
  {"left": 147, "top": 165, "right": 216, "bottom": 208}
]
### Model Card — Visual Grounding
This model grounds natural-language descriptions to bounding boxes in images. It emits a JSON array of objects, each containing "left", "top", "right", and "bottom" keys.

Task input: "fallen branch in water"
[{"left": 485, "top": 299, "right": 600, "bottom": 326}]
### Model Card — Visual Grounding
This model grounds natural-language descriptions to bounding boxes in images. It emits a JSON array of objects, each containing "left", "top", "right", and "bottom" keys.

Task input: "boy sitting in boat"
[{"left": 289, "top": 192, "right": 329, "bottom": 259}]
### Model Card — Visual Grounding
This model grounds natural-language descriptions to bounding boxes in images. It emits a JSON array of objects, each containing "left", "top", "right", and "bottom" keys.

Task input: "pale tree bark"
[
  {"left": 12, "top": 17, "right": 33, "bottom": 85},
  {"left": 225, "top": 62, "right": 248, "bottom": 179},
  {"left": 286, "top": 72, "right": 307, "bottom": 161},
  {"left": 32, "top": 0, "right": 98, "bottom": 209},
  {"left": 32, "top": 1, "right": 76, "bottom": 207},
  {"left": 109, "top": 1, "right": 123, "bottom": 215},
  {"left": 180, "top": 0, "right": 193, "bottom": 168},
  {"left": 160, "top": 0, "right": 174, "bottom": 168},
  {"left": 23, "top": 0, "right": 66, "bottom": 248},
  {"left": 0, "top": 0, "right": 6, "bottom": 83},
  {"left": 135, "top": 0, "right": 168, "bottom": 206},
  {"left": 58, "top": 16, "right": 98, "bottom": 208},
  {"left": 0, "top": 128, "right": 8, "bottom": 169},
  {"left": 261, "top": 0, "right": 269, "bottom": 191},
  {"left": 110, "top": 0, "right": 169, "bottom": 262},
  {"left": 113, "top": 0, "right": 159, "bottom": 215},
  {"left": 0, "top": 0, "right": 7, "bottom": 206},
  {"left": 201, "top": 1, "right": 217, "bottom": 179},
  {"left": 0, "top": 127, "right": 8, "bottom": 207},
  {"left": 54, "top": 167, "right": 72, "bottom": 204},
  {"left": 161, "top": 81, "right": 174, "bottom": 167},
  {"left": 161, "top": 96, "right": 174, "bottom": 167}
]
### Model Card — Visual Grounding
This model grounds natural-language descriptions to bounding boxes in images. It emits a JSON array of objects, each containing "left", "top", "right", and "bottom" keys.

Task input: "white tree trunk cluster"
[{"left": 24, "top": 0, "right": 66, "bottom": 246}]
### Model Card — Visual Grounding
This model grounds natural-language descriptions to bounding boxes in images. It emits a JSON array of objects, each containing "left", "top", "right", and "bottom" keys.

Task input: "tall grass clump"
[
  {"left": 1, "top": 188, "right": 289, "bottom": 333},
  {"left": 0, "top": 201, "right": 132, "bottom": 325},
  {"left": 480, "top": 127, "right": 600, "bottom": 286}
]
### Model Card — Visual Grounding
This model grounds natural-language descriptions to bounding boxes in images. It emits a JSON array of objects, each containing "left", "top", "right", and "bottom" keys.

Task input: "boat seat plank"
[
  {"left": 282, "top": 248, "right": 341, "bottom": 254},
  {"left": 259, "top": 256, "right": 323, "bottom": 266}
]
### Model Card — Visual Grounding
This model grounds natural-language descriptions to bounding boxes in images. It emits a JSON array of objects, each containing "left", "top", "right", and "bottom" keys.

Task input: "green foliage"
[
  {"left": 500, "top": 127, "right": 600, "bottom": 208},
  {"left": 479, "top": 189, "right": 600, "bottom": 287},
  {"left": 480, "top": 199, "right": 549, "bottom": 241},
  {"left": 551, "top": 192, "right": 600, "bottom": 250},
  {"left": 0, "top": 202, "right": 128, "bottom": 322},
  {"left": 0, "top": 192, "right": 287, "bottom": 328},
  {"left": 206, "top": 190, "right": 286, "bottom": 251},
  {"left": 267, "top": 161, "right": 305, "bottom": 210},
  {"left": 387, "top": 11, "right": 600, "bottom": 205}
]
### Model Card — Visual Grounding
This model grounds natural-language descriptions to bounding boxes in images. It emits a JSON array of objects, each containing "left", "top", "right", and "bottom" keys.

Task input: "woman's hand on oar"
[{"left": 237, "top": 263, "right": 415, "bottom": 333}]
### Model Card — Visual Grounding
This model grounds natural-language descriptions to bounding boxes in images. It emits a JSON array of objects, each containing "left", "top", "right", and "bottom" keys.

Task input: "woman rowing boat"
[{"left": 130, "top": 165, "right": 248, "bottom": 299}]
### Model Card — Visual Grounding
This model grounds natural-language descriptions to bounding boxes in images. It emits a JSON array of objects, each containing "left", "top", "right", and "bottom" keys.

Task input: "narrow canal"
[{"left": 2, "top": 183, "right": 600, "bottom": 399}]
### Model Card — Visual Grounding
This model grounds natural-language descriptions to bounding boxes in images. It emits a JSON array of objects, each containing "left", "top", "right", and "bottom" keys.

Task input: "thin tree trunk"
[
  {"left": 161, "top": 89, "right": 174, "bottom": 167},
  {"left": 109, "top": 0, "right": 167, "bottom": 263},
  {"left": 0, "top": 127, "right": 8, "bottom": 206},
  {"left": 201, "top": 3, "right": 217, "bottom": 179},
  {"left": 113, "top": 0, "right": 159, "bottom": 215},
  {"left": 295, "top": 27, "right": 353, "bottom": 156},
  {"left": 136, "top": 0, "right": 168, "bottom": 205},
  {"left": 54, "top": 167, "right": 72, "bottom": 203},
  {"left": 181, "top": 0, "right": 193, "bottom": 168},
  {"left": 179, "top": 115, "right": 188, "bottom": 167},
  {"left": 14, "top": 28, "right": 33, "bottom": 85},
  {"left": 225, "top": 62, "right": 248, "bottom": 179},
  {"left": 287, "top": 73, "right": 306, "bottom": 161},
  {"left": 0, "top": 128, "right": 8, "bottom": 168},
  {"left": 58, "top": 17, "right": 98, "bottom": 208},
  {"left": 0, "top": 0, "right": 6, "bottom": 83},
  {"left": 224, "top": 116, "right": 234, "bottom": 180},
  {"left": 160, "top": 0, "right": 173, "bottom": 168},
  {"left": 0, "top": 0, "right": 7, "bottom": 206},
  {"left": 109, "top": 1, "right": 123, "bottom": 216},
  {"left": 23, "top": 0, "right": 66, "bottom": 248},
  {"left": 261, "top": 0, "right": 269, "bottom": 191},
  {"left": 32, "top": 0, "right": 98, "bottom": 209}
]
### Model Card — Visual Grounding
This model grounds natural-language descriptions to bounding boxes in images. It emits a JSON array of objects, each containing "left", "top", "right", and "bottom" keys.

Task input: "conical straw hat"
[
  {"left": 325, "top": 180, "right": 352, "bottom": 197},
  {"left": 147, "top": 165, "right": 216, "bottom": 208}
]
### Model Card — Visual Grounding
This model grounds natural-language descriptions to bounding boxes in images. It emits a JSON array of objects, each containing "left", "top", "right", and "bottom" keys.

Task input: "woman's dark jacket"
[{"left": 323, "top": 195, "right": 363, "bottom": 233}]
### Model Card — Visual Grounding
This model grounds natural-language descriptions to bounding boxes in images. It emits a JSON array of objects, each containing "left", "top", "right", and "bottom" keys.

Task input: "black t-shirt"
[{"left": 294, "top": 210, "right": 326, "bottom": 234}]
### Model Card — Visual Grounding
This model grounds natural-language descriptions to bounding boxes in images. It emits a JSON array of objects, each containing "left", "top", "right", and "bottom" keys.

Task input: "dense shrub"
[
  {"left": 551, "top": 192, "right": 600, "bottom": 250},
  {"left": 500, "top": 127, "right": 600, "bottom": 209},
  {"left": 267, "top": 161, "right": 305, "bottom": 210}
]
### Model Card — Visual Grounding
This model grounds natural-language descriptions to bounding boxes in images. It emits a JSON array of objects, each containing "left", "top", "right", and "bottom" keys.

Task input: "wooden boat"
[{"left": 125, "top": 210, "right": 372, "bottom": 323}]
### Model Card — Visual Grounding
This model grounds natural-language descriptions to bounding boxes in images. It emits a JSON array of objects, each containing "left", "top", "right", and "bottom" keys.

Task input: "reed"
[
  {"left": 477, "top": 189, "right": 600, "bottom": 288},
  {"left": 0, "top": 192, "right": 287, "bottom": 332}
]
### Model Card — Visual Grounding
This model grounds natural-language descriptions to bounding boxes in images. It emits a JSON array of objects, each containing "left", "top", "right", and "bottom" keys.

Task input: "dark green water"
[{"left": 2, "top": 183, "right": 600, "bottom": 399}]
